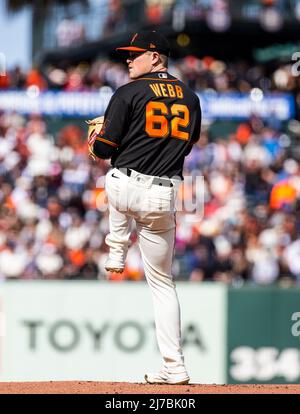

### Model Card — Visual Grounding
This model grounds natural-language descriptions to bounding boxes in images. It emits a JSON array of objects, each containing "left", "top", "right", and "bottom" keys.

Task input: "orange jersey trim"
[{"left": 96, "top": 137, "right": 118, "bottom": 148}]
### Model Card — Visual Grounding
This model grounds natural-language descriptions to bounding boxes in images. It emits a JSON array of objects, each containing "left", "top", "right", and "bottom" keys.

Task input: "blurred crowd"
[
  {"left": 1, "top": 42, "right": 300, "bottom": 284},
  {"left": 180, "top": 119, "right": 300, "bottom": 285},
  {"left": 1, "top": 56, "right": 300, "bottom": 96},
  {"left": 1, "top": 107, "right": 300, "bottom": 285}
]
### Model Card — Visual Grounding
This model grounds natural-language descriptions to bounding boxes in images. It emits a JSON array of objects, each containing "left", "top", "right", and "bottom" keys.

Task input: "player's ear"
[{"left": 151, "top": 51, "right": 160, "bottom": 65}]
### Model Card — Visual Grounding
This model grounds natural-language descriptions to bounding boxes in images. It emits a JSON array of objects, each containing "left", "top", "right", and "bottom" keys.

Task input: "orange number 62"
[{"left": 145, "top": 101, "right": 190, "bottom": 141}]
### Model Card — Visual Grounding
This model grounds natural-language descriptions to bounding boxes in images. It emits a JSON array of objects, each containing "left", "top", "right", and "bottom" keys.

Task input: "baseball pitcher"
[{"left": 88, "top": 31, "right": 201, "bottom": 384}]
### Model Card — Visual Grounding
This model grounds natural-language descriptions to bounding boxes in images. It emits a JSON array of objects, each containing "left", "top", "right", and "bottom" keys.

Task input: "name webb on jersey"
[{"left": 92, "top": 71, "right": 201, "bottom": 179}]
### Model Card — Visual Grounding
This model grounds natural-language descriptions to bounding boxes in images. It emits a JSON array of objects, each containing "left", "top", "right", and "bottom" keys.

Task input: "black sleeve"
[
  {"left": 95, "top": 90, "right": 130, "bottom": 147},
  {"left": 92, "top": 140, "right": 116, "bottom": 159}
]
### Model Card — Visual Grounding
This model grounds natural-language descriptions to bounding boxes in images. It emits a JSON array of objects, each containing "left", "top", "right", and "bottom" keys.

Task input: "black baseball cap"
[{"left": 116, "top": 30, "right": 170, "bottom": 56}]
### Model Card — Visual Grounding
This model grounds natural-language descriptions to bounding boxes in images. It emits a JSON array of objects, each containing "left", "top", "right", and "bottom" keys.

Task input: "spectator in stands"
[
  {"left": 56, "top": 16, "right": 86, "bottom": 48},
  {"left": 102, "top": 0, "right": 127, "bottom": 36}
]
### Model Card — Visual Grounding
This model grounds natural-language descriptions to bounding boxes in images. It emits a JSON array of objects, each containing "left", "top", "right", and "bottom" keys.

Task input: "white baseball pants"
[{"left": 105, "top": 167, "right": 186, "bottom": 373}]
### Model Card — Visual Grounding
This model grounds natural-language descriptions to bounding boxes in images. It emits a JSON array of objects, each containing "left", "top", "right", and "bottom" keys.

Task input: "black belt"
[{"left": 117, "top": 168, "right": 173, "bottom": 187}]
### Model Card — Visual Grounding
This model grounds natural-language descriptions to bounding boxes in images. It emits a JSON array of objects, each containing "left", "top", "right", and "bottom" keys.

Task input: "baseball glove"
[{"left": 86, "top": 116, "right": 104, "bottom": 161}]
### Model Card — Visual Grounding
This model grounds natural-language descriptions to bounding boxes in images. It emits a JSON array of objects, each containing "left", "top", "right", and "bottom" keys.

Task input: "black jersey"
[{"left": 96, "top": 72, "right": 201, "bottom": 178}]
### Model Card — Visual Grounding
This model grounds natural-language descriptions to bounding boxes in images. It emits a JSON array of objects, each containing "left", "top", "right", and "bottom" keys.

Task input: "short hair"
[{"left": 160, "top": 54, "right": 168, "bottom": 69}]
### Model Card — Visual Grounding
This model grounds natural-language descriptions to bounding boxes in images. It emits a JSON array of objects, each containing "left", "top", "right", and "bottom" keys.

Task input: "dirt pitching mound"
[{"left": 0, "top": 382, "right": 299, "bottom": 394}]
